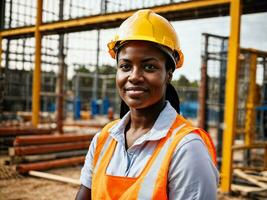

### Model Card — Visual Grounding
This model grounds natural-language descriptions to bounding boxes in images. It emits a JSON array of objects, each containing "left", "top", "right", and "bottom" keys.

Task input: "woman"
[{"left": 76, "top": 9, "right": 219, "bottom": 200}]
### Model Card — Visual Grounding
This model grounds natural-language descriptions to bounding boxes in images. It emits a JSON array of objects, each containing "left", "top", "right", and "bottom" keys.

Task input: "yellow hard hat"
[{"left": 107, "top": 9, "right": 184, "bottom": 69}]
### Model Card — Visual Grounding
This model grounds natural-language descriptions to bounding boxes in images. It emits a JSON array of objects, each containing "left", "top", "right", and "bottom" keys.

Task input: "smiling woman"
[
  {"left": 116, "top": 41, "right": 169, "bottom": 111},
  {"left": 76, "top": 9, "right": 219, "bottom": 200}
]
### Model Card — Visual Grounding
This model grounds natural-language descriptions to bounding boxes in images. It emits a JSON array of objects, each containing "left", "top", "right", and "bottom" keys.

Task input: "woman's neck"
[{"left": 128, "top": 100, "right": 166, "bottom": 130}]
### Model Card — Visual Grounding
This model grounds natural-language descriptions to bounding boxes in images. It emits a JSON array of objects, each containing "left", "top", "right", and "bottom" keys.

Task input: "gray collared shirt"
[{"left": 80, "top": 101, "right": 219, "bottom": 199}]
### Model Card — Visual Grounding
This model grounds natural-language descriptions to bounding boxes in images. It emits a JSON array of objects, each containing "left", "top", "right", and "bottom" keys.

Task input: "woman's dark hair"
[
  {"left": 166, "top": 83, "right": 180, "bottom": 113},
  {"left": 120, "top": 83, "right": 180, "bottom": 118}
]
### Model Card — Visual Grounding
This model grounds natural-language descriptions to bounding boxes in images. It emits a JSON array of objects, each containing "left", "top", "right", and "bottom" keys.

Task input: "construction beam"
[
  {"left": 220, "top": 0, "right": 241, "bottom": 193},
  {"left": 10, "top": 141, "right": 90, "bottom": 156},
  {"left": 0, "top": 0, "right": 231, "bottom": 38},
  {"left": 17, "top": 156, "right": 85, "bottom": 173},
  {"left": 31, "top": 0, "right": 43, "bottom": 127},
  {"left": 233, "top": 166, "right": 267, "bottom": 171},
  {"left": 0, "top": 127, "right": 53, "bottom": 136},
  {"left": 29, "top": 170, "right": 80, "bottom": 185},
  {"left": 241, "top": 48, "right": 267, "bottom": 57},
  {"left": 39, "top": 0, "right": 231, "bottom": 34},
  {"left": 232, "top": 143, "right": 267, "bottom": 150},
  {"left": 234, "top": 169, "right": 267, "bottom": 189},
  {"left": 14, "top": 134, "right": 94, "bottom": 146},
  {"left": 56, "top": 0, "right": 65, "bottom": 134},
  {"left": 245, "top": 53, "right": 257, "bottom": 145},
  {"left": 12, "top": 150, "right": 87, "bottom": 163},
  {"left": 232, "top": 184, "right": 267, "bottom": 194},
  {"left": 1, "top": 0, "right": 266, "bottom": 39},
  {"left": 0, "top": 35, "right": 2, "bottom": 71},
  {"left": 0, "top": 27, "right": 35, "bottom": 38},
  {"left": 198, "top": 33, "right": 208, "bottom": 130}
]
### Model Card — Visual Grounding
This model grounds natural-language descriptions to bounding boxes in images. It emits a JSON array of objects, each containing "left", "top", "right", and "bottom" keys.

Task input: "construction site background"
[{"left": 0, "top": 0, "right": 267, "bottom": 199}]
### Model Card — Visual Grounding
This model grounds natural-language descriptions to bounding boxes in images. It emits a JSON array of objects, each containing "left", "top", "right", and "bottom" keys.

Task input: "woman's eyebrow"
[
  {"left": 118, "top": 57, "right": 158, "bottom": 62},
  {"left": 142, "top": 57, "right": 158, "bottom": 62},
  {"left": 118, "top": 58, "right": 131, "bottom": 63}
]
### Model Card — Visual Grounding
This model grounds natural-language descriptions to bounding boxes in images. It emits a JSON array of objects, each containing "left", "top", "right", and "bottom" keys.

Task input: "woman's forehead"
[{"left": 117, "top": 41, "right": 166, "bottom": 59}]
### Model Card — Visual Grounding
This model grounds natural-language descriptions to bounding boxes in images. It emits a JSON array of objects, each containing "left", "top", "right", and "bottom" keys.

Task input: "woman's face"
[{"left": 116, "top": 41, "right": 171, "bottom": 110}]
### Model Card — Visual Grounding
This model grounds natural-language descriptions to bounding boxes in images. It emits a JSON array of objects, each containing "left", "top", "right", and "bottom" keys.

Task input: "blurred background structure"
[{"left": 0, "top": 0, "right": 267, "bottom": 198}]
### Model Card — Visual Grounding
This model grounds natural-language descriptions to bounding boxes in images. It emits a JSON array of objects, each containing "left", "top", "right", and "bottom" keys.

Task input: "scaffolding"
[{"left": 199, "top": 32, "right": 267, "bottom": 191}]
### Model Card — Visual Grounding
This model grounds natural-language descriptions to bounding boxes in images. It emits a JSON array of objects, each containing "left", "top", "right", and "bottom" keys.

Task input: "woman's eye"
[
  {"left": 119, "top": 64, "right": 131, "bottom": 71},
  {"left": 144, "top": 64, "right": 156, "bottom": 71}
]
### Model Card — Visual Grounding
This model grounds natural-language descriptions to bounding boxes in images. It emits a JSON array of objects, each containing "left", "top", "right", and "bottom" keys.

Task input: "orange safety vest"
[{"left": 91, "top": 115, "right": 216, "bottom": 200}]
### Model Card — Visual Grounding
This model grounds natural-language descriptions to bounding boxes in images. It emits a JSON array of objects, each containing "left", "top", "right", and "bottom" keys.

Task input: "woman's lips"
[{"left": 125, "top": 87, "right": 147, "bottom": 96}]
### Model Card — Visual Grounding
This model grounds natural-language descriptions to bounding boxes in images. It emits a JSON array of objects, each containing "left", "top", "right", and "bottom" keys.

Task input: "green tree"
[
  {"left": 171, "top": 75, "right": 198, "bottom": 88},
  {"left": 74, "top": 65, "right": 90, "bottom": 73},
  {"left": 178, "top": 75, "right": 190, "bottom": 86},
  {"left": 98, "top": 64, "right": 116, "bottom": 75}
]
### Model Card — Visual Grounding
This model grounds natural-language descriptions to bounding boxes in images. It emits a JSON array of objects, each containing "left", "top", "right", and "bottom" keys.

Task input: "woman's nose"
[{"left": 128, "top": 67, "right": 143, "bottom": 83}]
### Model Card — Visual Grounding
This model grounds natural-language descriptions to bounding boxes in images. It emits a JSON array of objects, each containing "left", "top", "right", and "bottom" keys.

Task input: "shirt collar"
[{"left": 109, "top": 101, "right": 178, "bottom": 143}]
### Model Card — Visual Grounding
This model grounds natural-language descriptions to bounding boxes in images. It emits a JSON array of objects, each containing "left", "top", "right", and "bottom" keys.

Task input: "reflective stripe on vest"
[
  {"left": 91, "top": 115, "right": 217, "bottom": 200},
  {"left": 93, "top": 119, "right": 119, "bottom": 169},
  {"left": 137, "top": 123, "right": 187, "bottom": 199}
]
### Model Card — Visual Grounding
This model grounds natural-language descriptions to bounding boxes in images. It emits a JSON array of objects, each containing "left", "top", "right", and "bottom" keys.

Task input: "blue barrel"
[
  {"left": 103, "top": 97, "right": 110, "bottom": 115},
  {"left": 180, "top": 101, "right": 198, "bottom": 118},
  {"left": 48, "top": 103, "right": 56, "bottom": 112},
  {"left": 91, "top": 99, "right": 99, "bottom": 116},
  {"left": 74, "top": 96, "right": 81, "bottom": 119}
]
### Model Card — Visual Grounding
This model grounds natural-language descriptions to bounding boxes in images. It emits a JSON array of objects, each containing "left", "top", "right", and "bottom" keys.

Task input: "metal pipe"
[
  {"left": 0, "top": 36, "right": 3, "bottom": 120},
  {"left": 244, "top": 53, "right": 257, "bottom": 145},
  {"left": 17, "top": 156, "right": 85, "bottom": 173},
  {"left": 56, "top": 0, "right": 65, "bottom": 133},
  {"left": 217, "top": 37, "right": 228, "bottom": 168},
  {"left": 31, "top": 0, "right": 43, "bottom": 127},
  {"left": 92, "top": 29, "right": 100, "bottom": 101},
  {"left": 198, "top": 34, "right": 208, "bottom": 129},
  {"left": 0, "top": 0, "right": 233, "bottom": 39},
  {"left": 220, "top": 0, "right": 241, "bottom": 193}
]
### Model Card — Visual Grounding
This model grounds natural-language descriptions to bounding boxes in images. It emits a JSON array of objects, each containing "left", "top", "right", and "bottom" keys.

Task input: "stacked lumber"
[
  {"left": 0, "top": 127, "right": 54, "bottom": 154},
  {"left": 232, "top": 169, "right": 267, "bottom": 199},
  {"left": 63, "top": 116, "right": 110, "bottom": 130},
  {"left": 232, "top": 142, "right": 267, "bottom": 171},
  {"left": 63, "top": 118, "right": 108, "bottom": 135},
  {"left": 9, "top": 134, "right": 94, "bottom": 173}
]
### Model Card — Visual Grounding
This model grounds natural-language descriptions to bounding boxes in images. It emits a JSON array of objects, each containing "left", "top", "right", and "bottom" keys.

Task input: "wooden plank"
[
  {"left": 17, "top": 156, "right": 85, "bottom": 173},
  {"left": 233, "top": 169, "right": 267, "bottom": 188},
  {"left": 10, "top": 141, "right": 90, "bottom": 156},
  {"left": 63, "top": 123, "right": 104, "bottom": 129},
  {"left": 28, "top": 170, "right": 80, "bottom": 185},
  {"left": 0, "top": 127, "right": 54, "bottom": 136},
  {"left": 249, "top": 175, "right": 267, "bottom": 183},
  {"left": 14, "top": 134, "right": 94, "bottom": 146},
  {"left": 232, "top": 143, "right": 267, "bottom": 150},
  {"left": 261, "top": 171, "right": 267, "bottom": 177},
  {"left": 232, "top": 184, "right": 267, "bottom": 193},
  {"left": 233, "top": 166, "right": 266, "bottom": 171}
]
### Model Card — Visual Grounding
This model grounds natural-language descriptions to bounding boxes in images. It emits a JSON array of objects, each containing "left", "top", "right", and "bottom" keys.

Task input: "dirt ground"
[
  {"left": 0, "top": 158, "right": 246, "bottom": 200},
  {"left": 0, "top": 159, "right": 81, "bottom": 200},
  {"left": 0, "top": 118, "right": 262, "bottom": 199}
]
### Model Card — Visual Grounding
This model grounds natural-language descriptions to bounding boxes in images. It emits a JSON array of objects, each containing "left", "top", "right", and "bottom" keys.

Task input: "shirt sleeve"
[
  {"left": 79, "top": 132, "right": 100, "bottom": 189},
  {"left": 168, "top": 133, "right": 219, "bottom": 200}
]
